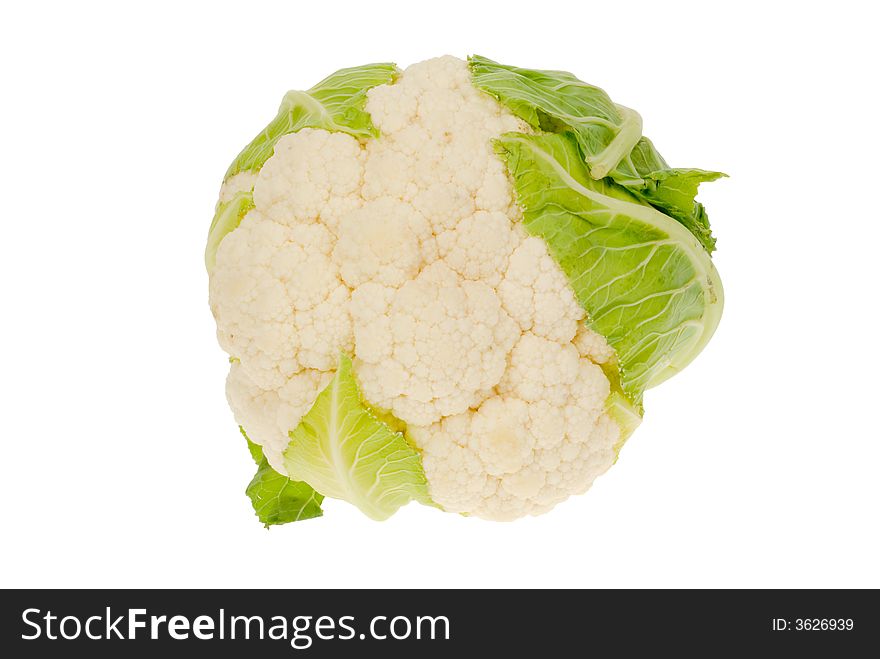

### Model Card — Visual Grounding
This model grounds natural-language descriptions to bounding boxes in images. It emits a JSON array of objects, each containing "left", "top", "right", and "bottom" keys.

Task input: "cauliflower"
[{"left": 206, "top": 56, "right": 724, "bottom": 524}]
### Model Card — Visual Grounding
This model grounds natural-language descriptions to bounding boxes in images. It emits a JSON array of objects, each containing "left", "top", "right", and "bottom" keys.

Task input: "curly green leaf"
[
  {"left": 243, "top": 430, "right": 323, "bottom": 527},
  {"left": 283, "top": 355, "right": 433, "bottom": 521},
  {"left": 225, "top": 63, "right": 399, "bottom": 180},
  {"left": 494, "top": 132, "right": 723, "bottom": 405}
]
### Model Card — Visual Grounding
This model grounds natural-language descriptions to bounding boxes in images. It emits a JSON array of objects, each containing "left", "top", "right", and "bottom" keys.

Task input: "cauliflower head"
[{"left": 207, "top": 56, "right": 724, "bottom": 524}]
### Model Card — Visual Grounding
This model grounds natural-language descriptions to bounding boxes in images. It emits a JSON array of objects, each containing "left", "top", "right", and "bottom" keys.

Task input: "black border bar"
[{"left": 1, "top": 589, "right": 876, "bottom": 656}]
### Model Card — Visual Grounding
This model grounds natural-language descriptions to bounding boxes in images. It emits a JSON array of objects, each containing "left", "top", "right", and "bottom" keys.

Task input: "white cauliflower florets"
[
  {"left": 354, "top": 261, "right": 519, "bottom": 426},
  {"left": 499, "top": 234, "right": 586, "bottom": 343},
  {"left": 209, "top": 56, "right": 620, "bottom": 518},
  {"left": 210, "top": 212, "right": 352, "bottom": 390},
  {"left": 333, "top": 197, "right": 436, "bottom": 288},
  {"left": 226, "top": 362, "right": 333, "bottom": 468}
]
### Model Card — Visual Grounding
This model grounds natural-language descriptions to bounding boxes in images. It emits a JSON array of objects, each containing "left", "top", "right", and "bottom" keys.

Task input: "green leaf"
[
  {"left": 469, "top": 55, "right": 635, "bottom": 175},
  {"left": 284, "top": 354, "right": 433, "bottom": 521},
  {"left": 615, "top": 139, "right": 725, "bottom": 252},
  {"left": 494, "top": 132, "right": 723, "bottom": 405},
  {"left": 469, "top": 55, "right": 724, "bottom": 252},
  {"left": 242, "top": 429, "right": 324, "bottom": 527},
  {"left": 244, "top": 429, "right": 264, "bottom": 464},
  {"left": 204, "top": 190, "right": 254, "bottom": 273},
  {"left": 225, "top": 62, "right": 399, "bottom": 180}
]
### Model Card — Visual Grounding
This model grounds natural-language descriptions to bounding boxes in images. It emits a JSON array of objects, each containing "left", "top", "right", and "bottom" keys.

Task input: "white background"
[{"left": 2, "top": 0, "right": 878, "bottom": 589}]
